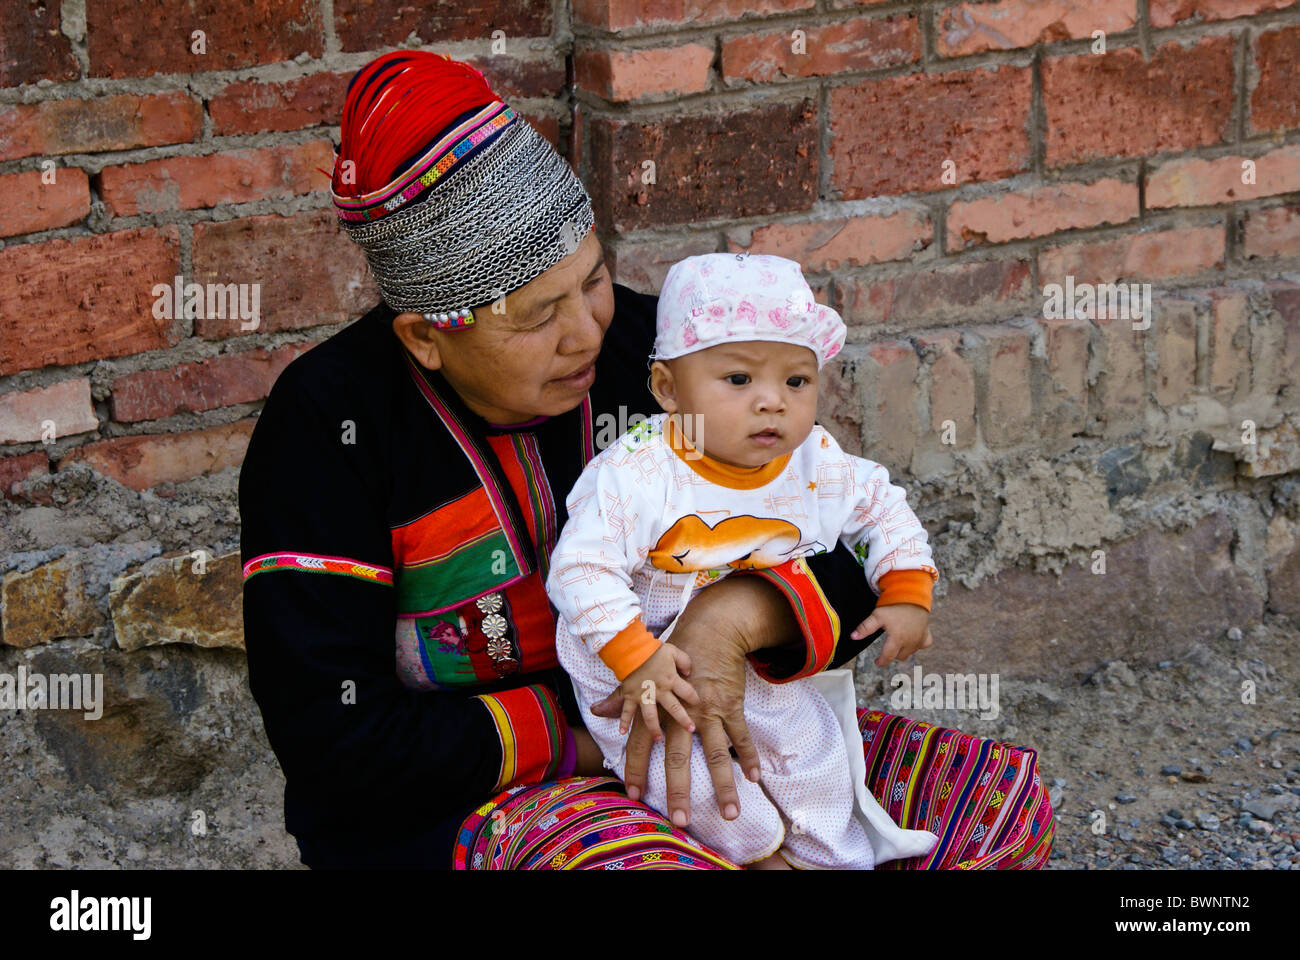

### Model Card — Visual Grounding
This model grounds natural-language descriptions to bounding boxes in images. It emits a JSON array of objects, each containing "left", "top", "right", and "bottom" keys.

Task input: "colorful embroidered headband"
[{"left": 331, "top": 52, "right": 595, "bottom": 329}]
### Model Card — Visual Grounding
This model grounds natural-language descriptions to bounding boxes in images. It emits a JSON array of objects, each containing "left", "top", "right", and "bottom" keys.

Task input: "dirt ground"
[{"left": 855, "top": 613, "right": 1300, "bottom": 869}]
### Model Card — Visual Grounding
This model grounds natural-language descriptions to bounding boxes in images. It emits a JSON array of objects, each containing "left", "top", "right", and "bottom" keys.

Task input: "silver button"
[
  {"left": 481, "top": 613, "right": 508, "bottom": 640},
  {"left": 476, "top": 593, "right": 503, "bottom": 614}
]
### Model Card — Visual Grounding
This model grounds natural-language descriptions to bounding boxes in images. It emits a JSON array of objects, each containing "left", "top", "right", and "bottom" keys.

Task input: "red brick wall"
[{"left": 2, "top": 0, "right": 1299, "bottom": 650}]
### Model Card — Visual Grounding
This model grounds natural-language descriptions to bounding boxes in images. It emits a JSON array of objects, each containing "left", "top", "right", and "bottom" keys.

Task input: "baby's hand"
[
  {"left": 620, "top": 643, "right": 700, "bottom": 741},
  {"left": 852, "top": 603, "right": 933, "bottom": 668}
]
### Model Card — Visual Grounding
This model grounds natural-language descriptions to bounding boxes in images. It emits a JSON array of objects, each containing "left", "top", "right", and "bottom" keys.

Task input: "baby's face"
[{"left": 655, "top": 340, "right": 819, "bottom": 468}]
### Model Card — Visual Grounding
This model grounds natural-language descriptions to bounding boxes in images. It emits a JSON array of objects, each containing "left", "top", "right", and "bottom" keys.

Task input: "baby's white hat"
[{"left": 651, "top": 253, "right": 846, "bottom": 369}]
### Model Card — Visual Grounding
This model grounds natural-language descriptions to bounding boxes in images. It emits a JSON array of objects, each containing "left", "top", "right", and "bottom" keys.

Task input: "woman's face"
[{"left": 394, "top": 230, "right": 614, "bottom": 424}]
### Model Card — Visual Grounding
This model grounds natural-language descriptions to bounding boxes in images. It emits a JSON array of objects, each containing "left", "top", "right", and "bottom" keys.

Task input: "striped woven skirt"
[{"left": 453, "top": 709, "right": 1055, "bottom": 869}]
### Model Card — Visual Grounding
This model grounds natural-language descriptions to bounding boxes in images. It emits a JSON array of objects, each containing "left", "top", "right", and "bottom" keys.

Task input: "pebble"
[
  {"left": 1161, "top": 765, "right": 1181, "bottom": 776},
  {"left": 1197, "top": 813, "right": 1221, "bottom": 831},
  {"left": 1116, "top": 794, "right": 1137, "bottom": 804},
  {"left": 1237, "top": 738, "right": 1253, "bottom": 751},
  {"left": 1242, "top": 796, "right": 1297, "bottom": 820}
]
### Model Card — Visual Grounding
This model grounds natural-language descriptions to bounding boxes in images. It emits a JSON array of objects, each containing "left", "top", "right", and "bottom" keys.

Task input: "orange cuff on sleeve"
[
  {"left": 598, "top": 616, "right": 660, "bottom": 682},
  {"left": 875, "top": 569, "right": 936, "bottom": 611}
]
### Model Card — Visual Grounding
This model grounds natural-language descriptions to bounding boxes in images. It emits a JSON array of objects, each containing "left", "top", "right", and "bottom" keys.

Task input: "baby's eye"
[
  {"left": 787, "top": 376, "right": 809, "bottom": 388},
  {"left": 726, "top": 374, "right": 749, "bottom": 386}
]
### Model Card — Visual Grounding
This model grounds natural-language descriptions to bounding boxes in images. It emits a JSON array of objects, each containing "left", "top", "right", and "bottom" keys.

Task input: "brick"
[
  {"left": 58, "top": 420, "right": 255, "bottom": 491},
  {"left": 191, "top": 211, "right": 378, "bottom": 338},
  {"left": 110, "top": 343, "right": 317, "bottom": 423},
  {"left": 465, "top": 54, "right": 568, "bottom": 100},
  {"left": 1151, "top": 0, "right": 1295, "bottom": 27},
  {"left": 1042, "top": 38, "right": 1234, "bottom": 168},
  {"left": 335, "top": 0, "right": 550, "bottom": 51},
  {"left": 1146, "top": 145, "right": 1300, "bottom": 209},
  {"left": 209, "top": 72, "right": 350, "bottom": 136},
  {"left": 1042, "top": 319, "right": 1090, "bottom": 401},
  {"left": 109, "top": 551, "right": 243, "bottom": 651},
  {"left": 0, "top": 0, "right": 79, "bottom": 86},
  {"left": 573, "top": 0, "right": 815, "bottom": 30},
  {"left": 974, "top": 326, "right": 1033, "bottom": 448},
  {"left": 828, "top": 65, "right": 1032, "bottom": 198},
  {"left": 1208, "top": 293, "right": 1249, "bottom": 399},
  {"left": 837, "top": 259, "right": 1033, "bottom": 327},
  {"left": 1251, "top": 25, "right": 1300, "bottom": 135},
  {"left": 576, "top": 45, "right": 714, "bottom": 102},
  {"left": 1273, "top": 284, "right": 1300, "bottom": 389},
  {"left": 721, "top": 16, "right": 921, "bottom": 83},
  {"left": 938, "top": 0, "right": 1137, "bottom": 57},
  {"left": 0, "top": 451, "right": 49, "bottom": 499},
  {"left": 0, "top": 168, "right": 90, "bottom": 238},
  {"left": 862, "top": 339, "right": 920, "bottom": 469},
  {"left": 1039, "top": 317, "right": 1090, "bottom": 442},
  {"left": 521, "top": 111, "right": 561, "bottom": 151},
  {"left": 947, "top": 178, "right": 1137, "bottom": 250},
  {"left": 1153, "top": 299, "right": 1197, "bottom": 407},
  {"left": 817, "top": 344, "right": 869, "bottom": 457},
  {"left": 916, "top": 330, "right": 975, "bottom": 447},
  {"left": 1, "top": 553, "right": 104, "bottom": 647},
  {"left": 0, "top": 227, "right": 181, "bottom": 377},
  {"left": 86, "top": 0, "right": 324, "bottom": 78},
  {"left": 98, "top": 140, "right": 333, "bottom": 217},
  {"left": 0, "top": 379, "right": 98, "bottom": 444},
  {"left": 1094, "top": 315, "right": 1146, "bottom": 436},
  {"left": 726, "top": 210, "right": 932, "bottom": 271},
  {"left": 1038, "top": 226, "right": 1225, "bottom": 285},
  {"left": 0, "top": 92, "right": 202, "bottom": 162},
  {"left": 1242, "top": 204, "right": 1300, "bottom": 260},
  {"left": 1246, "top": 284, "right": 1296, "bottom": 401},
  {"left": 608, "top": 235, "right": 721, "bottom": 293},
  {"left": 587, "top": 100, "right": 818, "bottom": 232}
]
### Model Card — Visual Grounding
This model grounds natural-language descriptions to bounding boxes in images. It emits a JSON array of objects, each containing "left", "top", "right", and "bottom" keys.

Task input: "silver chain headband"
[{"left": 340, "top": 117, "right": 595, "bottom": 322}]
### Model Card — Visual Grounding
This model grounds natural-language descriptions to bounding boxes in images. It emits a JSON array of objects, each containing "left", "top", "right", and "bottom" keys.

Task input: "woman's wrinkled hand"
[{"left": 590, "top": 574, "right": 796, "bottom": 827}]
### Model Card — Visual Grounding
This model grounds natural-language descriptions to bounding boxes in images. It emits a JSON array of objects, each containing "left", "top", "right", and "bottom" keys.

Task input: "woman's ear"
[
  {"left": 392, "top": 312, "right": 443, "bottom": 370},
  {"left": 649, "top": 360, "right": 677, "bottom": 413}
]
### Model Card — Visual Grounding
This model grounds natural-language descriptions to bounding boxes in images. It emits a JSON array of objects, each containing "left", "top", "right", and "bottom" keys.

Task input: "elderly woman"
[{"left": 240, "top": 51, "right": 1053, "bottom": 870}]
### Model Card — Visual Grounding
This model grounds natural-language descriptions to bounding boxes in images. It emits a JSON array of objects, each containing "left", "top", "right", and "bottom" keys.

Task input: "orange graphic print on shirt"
[{"left": 648, "top": 514, "right": 806, "bottom": 572}]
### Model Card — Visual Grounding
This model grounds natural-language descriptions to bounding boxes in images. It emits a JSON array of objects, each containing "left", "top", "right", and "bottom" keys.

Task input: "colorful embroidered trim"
[
  {"left": 743, "top": 555, "right": 839, "bottom": 683},
  {"left": 474, "top": 684, "right": 565, "bottom": 793},
  {"left": 453, "top": 710, "right": 1054, "bottom": 870},
  {"left": 454, "top": 776, "right": 737, "bottom": 870},
  {"left": 861, "top": 710, "right": 1055, "bottom": 870},
  {"left": 403, "top": 354, "right": 534, "bottom": 582},
  {"left": 333, "top": 102, "right": 515, "bottom": 224},
  {"left": 242, "top": 552, "right": 394, "bottom": 586}
]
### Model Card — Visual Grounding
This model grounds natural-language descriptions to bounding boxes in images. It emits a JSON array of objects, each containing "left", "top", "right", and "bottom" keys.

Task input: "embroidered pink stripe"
[
  {"left": 333, "top": 101, "right": 508, "bottom": 208},
  {"left": 402, "top": 354, "right": 531, "bottom": 577},
  {"left": 242, "top": 552, "right": 394, "bottom": 585}
]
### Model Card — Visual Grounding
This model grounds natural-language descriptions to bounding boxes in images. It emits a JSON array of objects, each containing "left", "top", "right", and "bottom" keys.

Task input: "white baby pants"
[{"left": 556, "top": 618, "right": 875, "bottom": 868}]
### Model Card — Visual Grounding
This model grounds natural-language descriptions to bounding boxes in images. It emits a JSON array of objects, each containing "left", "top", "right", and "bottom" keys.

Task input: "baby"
[{"left": 546, "top": 253, "right": 940, "bottom": 869}]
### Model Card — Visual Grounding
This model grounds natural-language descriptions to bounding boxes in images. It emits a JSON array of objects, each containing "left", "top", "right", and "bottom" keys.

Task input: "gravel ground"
[{"left": 855, "top": 613, "right": 1300, "bottom": 870}]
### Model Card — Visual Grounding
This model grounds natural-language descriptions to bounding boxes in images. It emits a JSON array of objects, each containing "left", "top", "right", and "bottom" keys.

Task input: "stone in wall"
[{"left": 109, "top": 551, "right": 243, "bottom": 652}]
